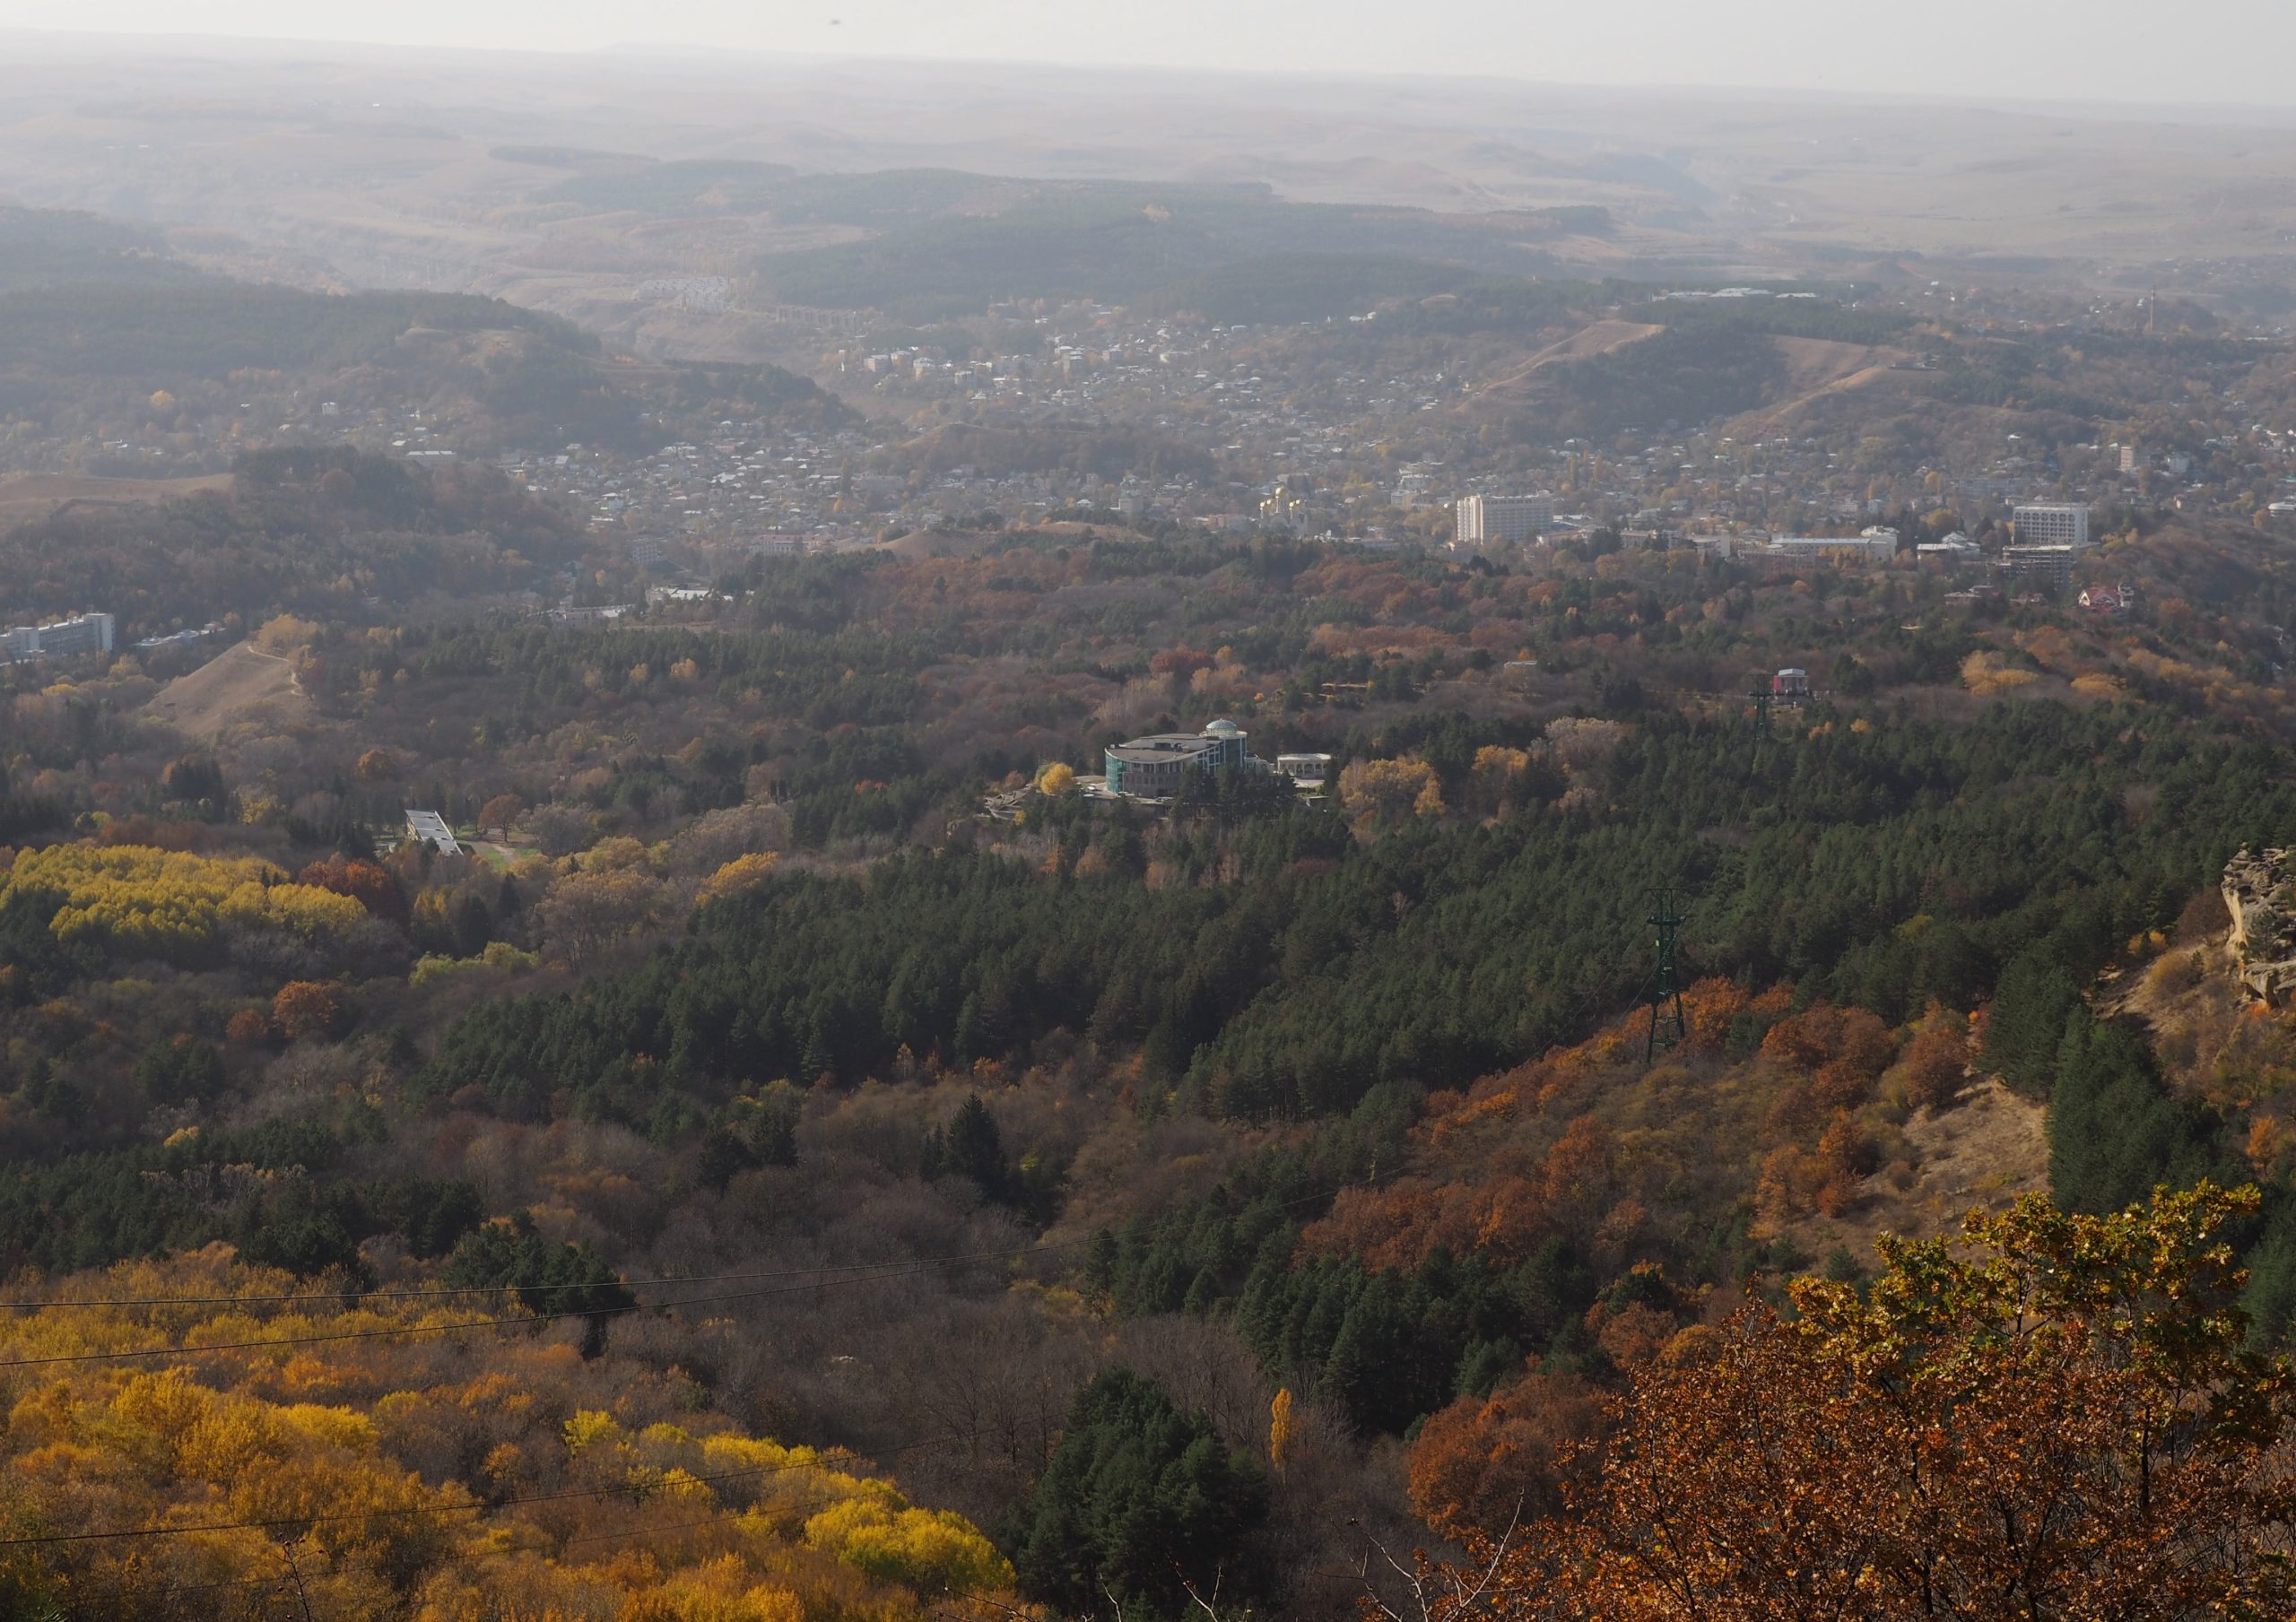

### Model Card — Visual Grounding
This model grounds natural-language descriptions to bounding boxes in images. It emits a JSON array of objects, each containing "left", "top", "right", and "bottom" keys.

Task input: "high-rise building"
[
  {"left": 2005, "top": 544, "right": 2077, "bottom": 593},
  {"left": 2012, "top": 503, "right": 2091, "bottom": 548},
  {"left": 1454, "top": 493, "right": 1553, "bottom": 549}
]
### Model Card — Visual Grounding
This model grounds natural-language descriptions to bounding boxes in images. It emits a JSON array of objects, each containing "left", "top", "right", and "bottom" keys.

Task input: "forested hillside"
[
  {"left": 0, "top": 446, "right": 582, "bottom": 629},
  {"left": 0, "top": 208, "right": 852, "bottom": 471},
  {"left": 11, "top": 492, "right": 2296, "bottom": 1618}
]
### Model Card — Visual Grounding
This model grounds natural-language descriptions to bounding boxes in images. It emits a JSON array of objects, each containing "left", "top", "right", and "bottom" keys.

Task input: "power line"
[
  {"left": 0, "top": 1432, "right": 962, "bottom": 1550},
  {"left": 0, "top": 1261, "right": 1012, "bottom": 1372},
  {"left": 0, "top": 1186, "right": 1344, "bottom": 1370},
  {"left": 0, "top": 1232, "right": 1084, "bottom": 1314},
  {"left": 51, "top": 1470, "right": 913, "bottom": 1609},
  {"left": 61, "top": 1515, "right": 731, "bottom": 1610},
  {"left": 0, "top": 1185, "right": 1343, "bottom": 1337}
]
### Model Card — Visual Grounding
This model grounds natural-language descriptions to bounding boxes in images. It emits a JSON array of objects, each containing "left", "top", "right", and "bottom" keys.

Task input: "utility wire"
[
  {"left": 0, "top": 1260, "right": 1022, "bottom": 1371},
  {"left": 53, "top": 1472, "right": 905, "bottom": 1602},
  {"left": 0, "top": 1432, "right": 961, "bottom": 1549},
  {"left": 0, "top": 1188, "right": 1344, "bottom": 1362},
  {"left": 0, "top": 1188, "right": 1347, "bottom": 1561},
  {"left": 0, "top": 1232, "right": 1085, "bottom": 1314}
]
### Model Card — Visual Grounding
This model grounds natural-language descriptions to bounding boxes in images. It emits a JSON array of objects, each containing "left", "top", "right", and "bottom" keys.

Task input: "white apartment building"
[
  {"left": 2012, "top": 503, "right": 2091, "bottom": 548},
  {"left": 1454, "top": 493, "right": 1554, "bottom": 549},
  {"left": 2, "top": 612, "right": 115, "bottom": 662}
]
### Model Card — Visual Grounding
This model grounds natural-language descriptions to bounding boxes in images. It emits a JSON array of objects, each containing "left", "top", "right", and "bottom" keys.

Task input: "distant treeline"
[
  {"left": 749, "top": 184, "right": 1560, "bottom": 317},
  {"left": 0, "top": 283, "right": 588, "bottom": 379},
  {"left": 0, "top": 205, "right": 207, "bottom": 296}
]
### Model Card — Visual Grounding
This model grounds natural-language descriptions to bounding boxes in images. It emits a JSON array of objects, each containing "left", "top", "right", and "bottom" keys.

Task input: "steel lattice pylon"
[{"left": 1645, "top": 887, "right": 1688, "bottom": 1063}]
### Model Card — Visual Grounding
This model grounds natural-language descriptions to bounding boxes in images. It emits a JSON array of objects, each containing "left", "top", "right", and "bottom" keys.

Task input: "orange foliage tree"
[
  {"left": 1365, "top": 1184, "right": 2296, "bottom": 1622},
  {"left": 478, "top": 793, "right": 527, "bottom": 838},
  {"left": 297, "top": 854, "right": 406, "bottom": 924},
  {"left": 1407, "top": 1372, "right": 1607, "bottom": 1543},
  {"left": 273, "top": 979, "right": 346, "bottom": 1043},
  {"left": 1900, "top": 1013, "right": 1973, "bottom": 1112}
]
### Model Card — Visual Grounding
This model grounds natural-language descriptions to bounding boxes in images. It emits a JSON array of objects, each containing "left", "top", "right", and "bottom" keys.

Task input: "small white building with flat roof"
[{"left": 404, "top": 810, "right": 463, "bottom": 856}]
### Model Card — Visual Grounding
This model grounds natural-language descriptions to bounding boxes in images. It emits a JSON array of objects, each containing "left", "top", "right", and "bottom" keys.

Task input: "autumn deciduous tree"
[
  {"left": 1900, "top": 1015, "right": 1972, "bottom": 1112},
  {"left": 1373, "top": 1184, "right": 2296, "bottom": 1622},
  {"left": 1759, "top": 1003, "right": 1892, "bottom": 1076},
  {"left": 0, "top": 1251, "right": 1019, "bottom": 1618},
  {"left": 2, "top": 844, "right": 368, "bottom": 966},
  {"left": 1151, "top": 647, "right": 1214, "bottom": 681},
  {"left": 254, "top": 612, "right": 319, "bottom": 653},
  {"left": 1408, "top": 1371, "right": 1606, "bottom": 1542},
  {"left": 1467, "top": 745, "right": 1536, "bottom": 819},
  {"left": 1339, "top": 757, "right": 1446, "bottom": 829},
  {"left": 533, "top": 867, "right": 660, "bottom": 962},
  {"left": 297, "top": 854, "right": 406, "bottom": 924},
  {"left": 696, "top": 851, "right": 778, "bottom": 906},
  {"left": 478, "top": 793, "right": 527, "bottom": 838},
  {"left": 273, "top": 979, "right": 346, "bottom": 1042}
]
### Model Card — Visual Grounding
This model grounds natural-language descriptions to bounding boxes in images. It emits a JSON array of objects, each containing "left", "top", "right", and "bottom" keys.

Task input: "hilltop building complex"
[{"left": 1104, "top": 719, "right": 1267, "bottom": 799}]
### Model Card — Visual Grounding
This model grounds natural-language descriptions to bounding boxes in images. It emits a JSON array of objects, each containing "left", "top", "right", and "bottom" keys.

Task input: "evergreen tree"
[
  {"left": 944, "top": 1093, "right": 1008, "bottom": 1198},
  {"left": 2046, "top": 1010, "right": 2223, "bottom": 1214},
  {"left": 1984, "top": 950, "right": 2086, "bottom": 1095},
  {"left": 1007, "top": 1367, "right": 1268, "bottom": 1618}
]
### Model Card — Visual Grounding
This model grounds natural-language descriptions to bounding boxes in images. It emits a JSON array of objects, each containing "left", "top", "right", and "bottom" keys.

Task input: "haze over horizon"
[{"left": 6, "top": 0, "right": 2296, "bottom": 112}]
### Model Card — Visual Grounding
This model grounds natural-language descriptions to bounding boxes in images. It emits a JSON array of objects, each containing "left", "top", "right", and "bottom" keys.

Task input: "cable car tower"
[{"left": 1644, "top": 887, "right": 1688, "bottom": 1062}]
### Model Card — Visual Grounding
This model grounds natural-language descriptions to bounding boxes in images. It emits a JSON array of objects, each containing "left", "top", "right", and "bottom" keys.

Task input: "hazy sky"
[{"left": 8, "top": 0, "right": 2296, "bottom": 107}]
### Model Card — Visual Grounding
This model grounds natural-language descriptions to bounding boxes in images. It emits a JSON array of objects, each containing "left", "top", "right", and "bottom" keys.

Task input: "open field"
[
  {"left": 142, "top": 640, "right": 307, "bottom": 739},
  {"left": 0, "top": 472, "right": 229, "bottom": 527}
]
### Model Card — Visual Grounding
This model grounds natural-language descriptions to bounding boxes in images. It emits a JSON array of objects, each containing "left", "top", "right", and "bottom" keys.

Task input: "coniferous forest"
[{"left": 11, "top": 101, "right": 2296, "bottom": 1613}]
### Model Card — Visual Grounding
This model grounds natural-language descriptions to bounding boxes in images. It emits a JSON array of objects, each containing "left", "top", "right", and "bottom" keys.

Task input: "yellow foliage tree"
[
  {"left": 1, "top": 844, "right": 367, "bottom": 966},
  {"left": 0, "top": 1249, "right": 1019, "bottom": 1618},
  {"left": 1337, "top": 757, "right": 1446, "bottom": 829},
  {"left": 697, "top": 853, "right": 778, "bottom": 906},
  {"left": 255, "top": 614, "right": 321, "bottom": 654},
  {"left": 1961, "top": 650, "right": 2039, "bottom": 696}
]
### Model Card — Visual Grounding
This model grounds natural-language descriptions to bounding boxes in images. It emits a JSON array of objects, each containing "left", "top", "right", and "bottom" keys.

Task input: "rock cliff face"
[{"left": 2223, "top": 847, "right": 2296, "bottom": 1005}]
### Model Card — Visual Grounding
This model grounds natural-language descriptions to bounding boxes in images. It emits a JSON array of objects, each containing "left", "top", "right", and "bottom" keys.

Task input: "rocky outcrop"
[{"left": 2222, "top": 847, "right": 2296, "bottom": 1005}]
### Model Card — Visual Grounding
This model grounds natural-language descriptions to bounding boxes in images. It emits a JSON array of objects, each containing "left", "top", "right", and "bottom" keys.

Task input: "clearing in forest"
[{"left": 144, "top": 642, "right": 307, "bottom": 739}]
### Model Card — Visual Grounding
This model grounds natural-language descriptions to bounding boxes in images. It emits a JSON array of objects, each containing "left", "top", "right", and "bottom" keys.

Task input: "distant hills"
[
  {"left": 0, "top": 207, "right": 853, "bottom": 454},
  {"left": 0, "top": 205, "right": 205, "bottom": 296},
  {"left": 524, "top": 158, "right": 1610, "bottom": 322}
]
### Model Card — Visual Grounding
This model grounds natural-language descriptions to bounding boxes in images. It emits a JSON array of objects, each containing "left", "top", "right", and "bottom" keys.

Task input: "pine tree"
[
  {"left": 1007, "top": 1367, "right": 1268, "bottom": 1618},
  {"left": 945, "top": 1094, "right": 1008, "bottom": 1200}
]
